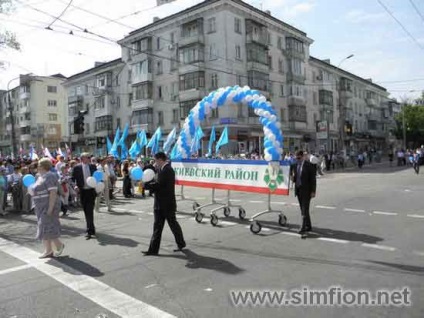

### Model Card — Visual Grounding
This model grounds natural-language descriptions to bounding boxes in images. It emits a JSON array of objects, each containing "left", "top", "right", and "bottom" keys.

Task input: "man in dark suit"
[
  {"left": 142, "top": 152, "right": 186, "bottom": 255},
  {"left": 291, "top": 150, "right": 317, "bottom": 237},
  {"left": 72, "top": 152, "right": 97, "bottom": 239}
]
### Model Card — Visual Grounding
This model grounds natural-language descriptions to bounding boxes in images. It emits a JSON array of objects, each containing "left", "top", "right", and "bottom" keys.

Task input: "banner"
[{"left": 172, "top": 159, "right": 290, "bottom": 195}]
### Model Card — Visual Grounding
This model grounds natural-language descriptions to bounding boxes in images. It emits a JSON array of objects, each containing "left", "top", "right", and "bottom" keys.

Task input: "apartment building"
[
  {"left": 0, "top": 74, "right": 67, "bottom": 156},
  {"left": 62, "top": 59, "right": 126, "bottom": 155},
  {"left": 118, "top": 0, "right": 314, "bottom": 154}
]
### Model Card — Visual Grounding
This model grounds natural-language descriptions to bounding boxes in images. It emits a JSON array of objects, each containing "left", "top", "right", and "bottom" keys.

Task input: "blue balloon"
[
  {"left": 93, "top": 171, "right": 104, "bottom": 182},
  {"left": 264, "top": 140, "right": 273, "bottom": 149},
  {"left": 23, "top": 174, "right": 36, "bottom": 187},
  {"left": 131, "top": 167, "right": 144, "bottom": 181}
]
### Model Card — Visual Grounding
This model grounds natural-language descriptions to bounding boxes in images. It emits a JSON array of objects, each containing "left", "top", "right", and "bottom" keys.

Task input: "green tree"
[
  {"left": 0, "top": 0, "right": 20, "bottom": 50},
  {"left": 395, "top": 101, "right": 424, "bottom": 147}
]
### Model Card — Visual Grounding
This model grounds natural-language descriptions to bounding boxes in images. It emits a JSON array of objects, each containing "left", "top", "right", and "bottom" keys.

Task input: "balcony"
[
  {"left": 339, "top": 90, "right": 353, "bottom": 100},
  {"left": 132, "top": 99, "right": 154, "bottom": 110},
  {"left": 288, "top": 121, "right": 307, "bottom": 131},
  {"left": 178, "top": 34, "right": 205, "bottom": 48},
  {"left": 130, "top": 123, "right": 149, "bottom": 134},
  {"left": 282, "top": 48, "right": 305, "bottom": 60},
  {"left": 21, "top": 134, "right": 32, "bottom": 142},
  {"left": 19, "top": 120, "right": 31, "bottom": 128},
  {"left": 68, "top": 95, "right": 83, "bottom": 105},
  {"left": 366, "top": 113, "right": 381, "bottom": 121},
  {"left": 288, "top": 95, "right": 306, "bottom": 106},
  {"left": 179, "top": 88, "right": 207, "bottom": 102},
  {"left": 286, "top": 72, "right": 306, "bottom": 83},
  {"left": 132, "top": 73, "right": 153, "bottom": 86},
  {"left": 20, "top": 91, "right": 31, "bottom": 100},
  {"left": 178, "top": 61, "right": 205, "bottom": 75},
  {"left": 0, "top": 138, "right": 10, "bottom": 147},
  {"left": 19, "top": 106, "right": 31, "bottom": 114},
  {"left": 246, "top": 32, "right": 268, "bottom": 47},
  {"left": 366, "top": 98, "right": 378, "bottom": 107},
  {"left": 247, "top": 61, "right": 269, "bottom": 73}
]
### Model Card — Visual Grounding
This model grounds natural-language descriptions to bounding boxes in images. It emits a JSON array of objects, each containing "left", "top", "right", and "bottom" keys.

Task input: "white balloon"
[
  {"left": 95, "top": 182, "right": 105, "bottom": 193},
  {"left": 252, "top": 94, "right": 260, "bottom": 100},
  {"left": 275, "top": 122, "right": 282, "bottom": 129},
  {"left": 86, "top": 177, "right": 97, "bottom": 188},
  {"left": 142, "top": 169, "right": 156, "bottom": 183},
  {"left": 264, "top": 127, "right": 271, "bottom": 136},
  {"left": 259, "top": 96, "right": 266, "bottom": 102},
  {"left": 243, "top": 85, "right": 250, "bottom": 91},
  {"left": 254, "top": 109, "right": 261, "bottom": 115},
  {"left": 268, "top": 134, "right": 276, "bottom": 142},
  {"left": 227, "top": 90, "right": 237, "bottom": 101},
  {"left": 264, "top": 154, "right": 272, "bottom": 161},
  {"left": 270, "top": 115, "right": 277, "bottom": 122},
  {"left": 245, "top": 95, "right": 253, "bottom": 102},
  {"left": 257, "top": 109, "right": 265, "bottom": 116},
  {"left": 263, "top": 111, "right": 271, "bottom": 118}
]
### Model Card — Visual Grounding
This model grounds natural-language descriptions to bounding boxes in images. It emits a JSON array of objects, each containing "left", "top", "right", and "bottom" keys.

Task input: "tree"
[
  {"left": 0, "top": 0, "right": 20, "bottom": 50},
  {"left": 394, "top": 100, "right": 424, "bottom": 148}
]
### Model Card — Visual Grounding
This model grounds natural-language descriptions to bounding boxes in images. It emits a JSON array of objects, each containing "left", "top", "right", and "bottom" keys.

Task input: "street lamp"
[{"left": 337, "top": 54, "right": 354, "bottom": 68}]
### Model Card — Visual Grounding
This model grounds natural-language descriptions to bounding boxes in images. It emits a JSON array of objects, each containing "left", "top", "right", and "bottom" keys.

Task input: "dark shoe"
[
  {"left": 142, "top": 251, "right": 158, "bottom": 256},
  {"left": 85, "top": 234, "right": 95, "bottom": 240},
  {"left": 305, "top": 227, "right": 312, "bottom": 232},
  {"left": 39, "top": 252, "right": 54, "bottom": 259},
  {"left": 297, "top": 229, "right": 306, "bottom": 234},
  {"left": 173, "top": 245, "right": 186, "bottom": 252}
]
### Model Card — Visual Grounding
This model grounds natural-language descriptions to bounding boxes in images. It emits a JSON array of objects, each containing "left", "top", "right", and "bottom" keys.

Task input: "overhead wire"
[
  {"left": 408, "top": 0, "right": 424, "bottom": 24},
  {"left": 46, "top": 0, "right": 74, "bottom": 29}
]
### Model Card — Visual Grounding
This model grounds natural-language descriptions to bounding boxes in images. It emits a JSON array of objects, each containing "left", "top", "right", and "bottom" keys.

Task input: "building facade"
[
  {"left": 62, "top": 59, "right": 126, "bottom": 156},
  {"left": 0, "top": 74, "right": 67, "bottom": 156}
]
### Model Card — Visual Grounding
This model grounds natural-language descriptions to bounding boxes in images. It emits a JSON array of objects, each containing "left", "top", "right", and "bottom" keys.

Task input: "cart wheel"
[
  {"left": 223, "top": 207, "right": 231, "bottom": 217},
  {"left": 210, "top": 214, "right": 219, "bottom": 226},
  {"left": 250, "top": 221, "right": 262, "bottom": 234},
  {"left": 192, "top": 202, "right": 200, "bottom": 211},
  {"left": 278, "top": 214, "right": 287, "bottom": 226},
  {"left": 194, "top": 212, "right": 203, "bottom": 223},
  {"left": 238, "top": 208, "right": 246, "bottom": 220}
]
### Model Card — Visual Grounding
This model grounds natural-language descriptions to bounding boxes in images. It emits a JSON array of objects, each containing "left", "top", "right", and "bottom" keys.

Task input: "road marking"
[
  {"left": 218, "top": 220, "right": 238, "bottom": 226},
  {"left": 272, "top": 202, "right": 286, "bottom": 205},
  {"left": 145, "top": 284, "right": 157, "bottom": 289},
  {"left": 317, "top": 238, "right": 349, "bottom": 244},
  {"left": 291, "top": 203, "right": 300, "bottom": 207},
  {"left": 129, "top": 210, "right": 145, "bottom": 214},
  {"left": 230, "top": 199, "right": 241, "bottom": 202},
  {"left": 0, "top": 238, "right": 175, "bottom": 318},
  {"left": 176, "top": 215, "right": 189, "bottom": 219},
  {"left": 361, "top": 243, "right": 396, "bottom": 252},
  {"left": 147, "top": 212, "right": 154, "bottom": 216},
  {"left": 249, "top": 200, "right": 264, "bottom": 203},
  {"left": 315, "top": 205, "right": 336, "bottom": 210},
  {"left": 344, "top": 208, "right": 366, "bottom": 213},
  {"left": 373, "top": 211, "right": 398, "bottom": 216},
  {"left": 0, "top": 264, "right": 33, "bottom": 276},
  {"left": 413, "top": 251, "right": 424, "bottom": 256},
  {"left": 204, "top": 288, "right": 213, "bottom": 292},
  {"left": 194, "top": 197, "right": 206, "bottom": 200},
  {"left": 279, "top": 231, "right": 299, "bottom": 237},
  {"left": 407, "top": 214, "right": 424, "bottom": 219}
]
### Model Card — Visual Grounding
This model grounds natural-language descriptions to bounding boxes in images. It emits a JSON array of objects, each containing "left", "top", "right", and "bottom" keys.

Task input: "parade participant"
[
  {"left": 142, "top": 152, "right": 186, "bottom": 256},
  {"left": 0, "top": 167, "right": 7, "bottom": 216},
  {"left": 8, "top": 166, "right": 22, "bottom": 212},
  {"left": 72, "top": 153, "right": 97, "bottom": 239},
  {"left": 291, "top": 150, "right": 316, "bottom": 238},
  {"left": 31, "top": 158, "right": 65, "bottom": 258}
]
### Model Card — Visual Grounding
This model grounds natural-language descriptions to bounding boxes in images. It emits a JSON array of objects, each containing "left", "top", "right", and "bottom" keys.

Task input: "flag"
[
  {"left": 163, "top": 127, "right": 177, "bottom": 154},
  {"left": 215, "top": 126, "right": 229, "bottom": 153},
  {"left": 170, "top": 143, "right": 180, "bottom": 159},
  {"left": 19, "top": 147, "right": 23, "bottom": 157},
  {"left": 190, "top": 126, "right": 204, "bottom": 154},
  {"left": 118, "top": 123, "right": 129, "bottom": 146},
  {"left": 129, "top": 132, "right": 142, "bottom": 159},
  {"left": 106, "top": 137, "right": 112, "bottom": 154},
  {"left": 147, "top": 127, "right": 162, "bottom": 155},
  {"left": 121, "top": 142, "right": 129, "bottom": 160},
  {"left": 57, "top": 148, "right": 64, "bottom": 157},
  {"left": 29, "top": 145, "right": 38, "bottom": 160},
  {"left": 44, "top": 147, "right": 54, "bottom": 159},
  {"left": 138, "top": 130, "right": 148, "bottom": 149},
  {"left": 109, "top": 127, "right": 121, "bottom": 158},
  {"left": 65, "top": 143, "right": 72, "bottom": 158},
  {"left": 207, "top": 126, "right": 216, "bottom": 156}
]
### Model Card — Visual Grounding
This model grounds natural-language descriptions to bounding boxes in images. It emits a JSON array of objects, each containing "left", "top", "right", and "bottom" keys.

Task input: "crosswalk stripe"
[
  {"left": 407, "top": 214, "right": 424, "bottom": 219},
  {"left": 361, "top": 243, "right": 396, "bottom": 251},
  {"left": 373, "top": 211, "right": 398, "bottom": 216},
  {"left": 315, "top": 205, "right": 336, "bottom": 210},
  {"left": 317, "top": 237, "right": 349, "bottom": 244},
  {"left": 344, "top": 208, "right": 366, "bottom": 213}
]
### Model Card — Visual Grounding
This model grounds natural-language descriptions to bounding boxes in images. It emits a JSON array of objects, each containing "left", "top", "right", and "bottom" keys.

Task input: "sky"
[{"left": 1, "top": 0, "right": 423, "bottom": 101}]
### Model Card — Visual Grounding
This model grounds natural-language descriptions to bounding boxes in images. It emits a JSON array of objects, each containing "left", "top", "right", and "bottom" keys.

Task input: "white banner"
[{"left": 172, "top": 159, "right": 290, "bottom": 195}]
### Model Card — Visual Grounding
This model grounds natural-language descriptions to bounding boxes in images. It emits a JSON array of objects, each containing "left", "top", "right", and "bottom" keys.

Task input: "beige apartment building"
[{"left": 0, "top": 74, "right": 67, "bottom": 156}]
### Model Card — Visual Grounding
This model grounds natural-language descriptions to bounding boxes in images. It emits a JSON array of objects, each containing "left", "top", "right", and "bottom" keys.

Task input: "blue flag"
[
  {"left": 215, "top": 126, "right": 229, "bottom": 153},
  {"left": 191, "top": 126, "right": 204, "bottom": 154},
  {"left": 110, "top": 127, "right": 121, "bottom": 158},
  {"left": 118, "top": 123, "right": 129, "bottom": 146},
  {"left": 163, "top": 127, "right": 177, "bottom": 154},
  {"left": 207, "top": 126, "right": 216, "bottom": 156},
  {"left": 121, "top": 142, "right": 129, "bottom": 160},
  {"left": 147, "top": 127, "right": 162, "bottom": 155},
  {"left": 106, "top": 137, "right": 112, "bottom": 154},
  {"left": 170, "top": 143, "right": 180, "bottom": 159},
  {"left": 138, "top": 130, "right": 148, "bottom": 149},
  {"left": 129, "top": 132, "right": 141, "bottom": 159}
]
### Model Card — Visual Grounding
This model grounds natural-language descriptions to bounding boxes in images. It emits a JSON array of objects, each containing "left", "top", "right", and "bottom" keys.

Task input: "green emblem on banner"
[{"left": 264, "top": 167, "right": 284, "bottom": 192}]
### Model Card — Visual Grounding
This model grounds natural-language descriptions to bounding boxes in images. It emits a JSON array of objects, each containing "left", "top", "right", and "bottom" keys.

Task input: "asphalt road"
[{"left": 0, "top": 162, "right": 423, "bottom": 318}]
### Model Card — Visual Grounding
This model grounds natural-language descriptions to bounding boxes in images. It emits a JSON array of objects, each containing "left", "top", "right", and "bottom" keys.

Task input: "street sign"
[
  {"left": 84, "top": 138, "right": 96, "bottom": 146},
  {"left": 316, "top": 121, "right": 328, "bottom": 139},
  {"left": 97, "top": 137, "right": 106, "bottom": 146}
]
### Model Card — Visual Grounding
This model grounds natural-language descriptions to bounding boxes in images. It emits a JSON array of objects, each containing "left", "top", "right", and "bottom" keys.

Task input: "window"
[
  {"left": 117, "top": 96, "right": 120, "bottom": 108},
  {"left": 179, "top": 71, "right": 205, "bottom": 91},
  {"left": 248, "top": 106, "right": 256, "bottom": 117},
  {"left": 47, "top": 86, "right": 57, "bottom": 93},
  {"left": 170, "top": 82, "right": 178, "bottom": 101},
  {"left": 158, "top": 86, "right": 163, "bottom": 100},
  {"left": 277, "top": 36, "right": 283, "bottom": 49},
  {"left": 278, "top": 59, "right": 284, "bottom": 73},
  {"left": 181, "top": 20, "right": 202, "bottom": 38},
  {"left": 267, "top": 32, "right": 272, "bottom": 46},
  {"left": 291, "top": 58, "right": 303, "bottom": 75},
  {"left": 313, "top": 91, "right": 318, "bottom": 105},
  {"left": 211, "top": 108, "right": 219, "bottom": 118},
  {"left": 179, "top": 100, "right": 197, "bottom": 119},
  {"left": 235, "top": 45, "right": 241, "bottom": 60},
  {"left": 156, "top": 37, "right": 161, "bottom": 50},
  {"left": 134, "top": 82, "right": 153, "bottom": 100},
  {"left": 170, "top": 32, "right": 175, "bottom": 44},
  {"left": 247, "top": 70, "right": 269, "bottom": 91},
  {"left": 286, "top": 37, "right": 304, "bottom": 53},
  {"left": 172, "top": 109, "right": 179, "bottom": 123},
  {"left": 115, "top": 75, "right": 119, "bottom": 86},
  {"left": 180, "top": 45, "right": 205, "bottom": 64},
  {"left": 97, "top": 76, "right": 106, "bottom": 87},
  {"left": 247, "top": 43, "right": 268, "bottom": 65},
  {"left": 234, "top": 17, "right": 242, "bottom": 34},
  {"left": 319, "top": 90, "right": 333, "bottom": 106},
  {"left": 209, "top": 44, "right": 217, "bottom": 60},
  {"left": 84, "top": 84, "right": 89, "bottom": 95},
  {"left": 128, "top": 70, "right": 132, "bottom": 83},
  {"left": 85, "top": 123, "right": 90, "bottom": 134},
  {"left": 95, "top": 96, "right": 106, "bottom": 109},
  {"left": 47, "top": 100, "right": 57, "bottom": 107},
  {"left": 116, "top": 118, "right": 121, "bottom": 129},
  {"left": 95, "top": 115, "right": 113, "bottom": 132},
  {"left": 268, "top": 55, "right": 273, "bottom": 70},
  {"left": 156, "top": 60, "right": 163, "bottom": 75},
  {"left": 280, "top": 109, "right": 285, "bottom": 122},
  {"left": 128, "top": 93, "right": 133, "bottom": 106},
  {"left": 76, "top": 86, "right": 82, "bottom": 95},
  {"left": 48, "top": 113, "right": 57, "bottom": 121},
  {"left": 132, "top": 109, "right": 153, "bottom": 126},
  {"left": 211, "top": 73, "right": 218, "bottom": 89},
  {"left": 158, "top": 111, "right": 164, "bottom": 125},
  {"left": 280, "top": 85, "right": 285, "bottom": 97},
  {"left": 131, "top": 37, "right": 152, "bottom": 54},
  {"left": 236, "top": 74, "right": 243, "bottom": 86},
  {"left": 208, "top": 17, "right": 216, "bottom": 33},
  {"left": 237, "top": 103, "right": 244, "bottom": 117}
]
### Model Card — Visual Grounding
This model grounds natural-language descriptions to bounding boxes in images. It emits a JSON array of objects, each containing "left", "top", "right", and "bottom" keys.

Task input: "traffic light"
[
  {"left": 74, "top": 116, "right": 82, "bottom": 134},
  {"left": 79, "top": 115, "right": 85, "bottom": 133}
]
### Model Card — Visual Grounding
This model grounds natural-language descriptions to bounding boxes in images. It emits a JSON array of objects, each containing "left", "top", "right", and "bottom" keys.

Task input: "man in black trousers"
[
  {"left": 291, "top": 150, "right": 317, "bottom": 238},
  {"left": 142, "top": 152, "right": 186, "bottom": 256},
  {"left": 72, "top": 152, "right": 97, "bottom": 240}
]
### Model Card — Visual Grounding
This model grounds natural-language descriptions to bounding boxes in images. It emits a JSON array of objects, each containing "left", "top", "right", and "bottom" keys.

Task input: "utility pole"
[{"left": 402, "top": 102, "right": 407, "bottom": 149}]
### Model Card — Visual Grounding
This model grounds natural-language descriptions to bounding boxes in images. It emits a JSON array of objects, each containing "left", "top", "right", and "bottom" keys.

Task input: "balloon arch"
[{"left": 171, "top": 85, "right": 284, "bottom": 161}]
